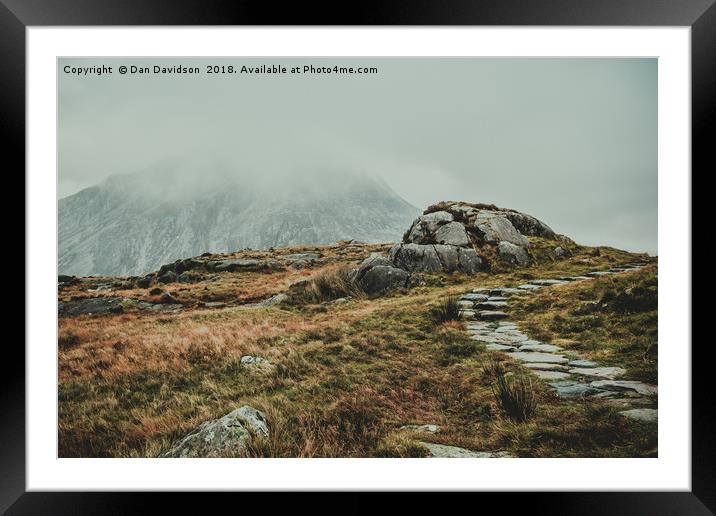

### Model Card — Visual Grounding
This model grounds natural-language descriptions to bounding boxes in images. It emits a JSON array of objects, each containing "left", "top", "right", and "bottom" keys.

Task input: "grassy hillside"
[{"left": 58, "top": 238, "right": 657, "bottom": 458}]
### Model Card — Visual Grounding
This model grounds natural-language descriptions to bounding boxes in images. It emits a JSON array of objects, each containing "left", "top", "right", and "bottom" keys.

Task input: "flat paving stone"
[
  {"left": 472, "top": 288, "right": 491, "bottom": 293},
  {"left": 510, "top": 352, "right": 568, "bottom": 364},
  {"left": 533, "top": 370, "right": 571, "bottom": 380},
  {"left": 619, "top": 408, "right": 658, "bottom": 423},
  {"left": 418, "top": 442, "right": 513, "bottom": 458},
  {"left": 487, "top": 296, "right": 508, "bottom": 302},
  {"left": 486, "top": 343, "right": 516, "bottom": 351},
  {"left": 458, "top": 300, "right": 475, "bottom": 308},
  {"left": 475, "top": 301, "right": 508, "bottom": 309},
  {"left": 531, "top": 279, "right": 569, "bottom": 286},
  {"left": 478, "top": 310, "right": 509, "bottom": 320},
  {"left": 569, "top": 366, "right": 626, "bottom": 380},
  {"left": 586, "top": 271, "right": 615, "bottom": 277},
  {"left": 524, "top": 363, "right": 570, "bottom": 371},
  {"left": 459, "top": 309, "right": 476, "bottom": 320},
  {"left": 568, "top": 359, "right": 598, "bottom": 367},
  {"left": 461, "top": 293, "right": 490, "bottom": 302},
  {"left": 519, "top": 343, "right": 564, "bottom": 353},
  {"left": 590, "top": 380, "right": 657, "bottom": 396},
  {"left": 494, "top": 288, "right": 524, "bottom": 296},
  {"left": 517, "top": 284, "right": 542, "bottom": 290},
  {"left": 548, "top": 380, "right": 603, "bottom": 398}
]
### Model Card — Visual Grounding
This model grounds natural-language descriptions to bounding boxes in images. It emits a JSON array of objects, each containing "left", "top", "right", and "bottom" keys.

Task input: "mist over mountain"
[{"left": 58, "top": 166, "right": 419, "bottom": 277}]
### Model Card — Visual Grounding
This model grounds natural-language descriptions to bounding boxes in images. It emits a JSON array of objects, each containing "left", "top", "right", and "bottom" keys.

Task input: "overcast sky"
[{"left": 59, "top": 58, "right": 657, "bottom": 254}]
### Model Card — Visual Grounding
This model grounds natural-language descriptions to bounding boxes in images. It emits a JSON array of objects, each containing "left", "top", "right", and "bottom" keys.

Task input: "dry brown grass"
[{"left": 58, "top": 240, "right": 657, "bottom": 458}]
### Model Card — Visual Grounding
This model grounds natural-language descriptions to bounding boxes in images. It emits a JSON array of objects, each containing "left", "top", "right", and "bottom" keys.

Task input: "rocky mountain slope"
[{"left": 58, "top": 170, "right": 419, "bottom": 277}]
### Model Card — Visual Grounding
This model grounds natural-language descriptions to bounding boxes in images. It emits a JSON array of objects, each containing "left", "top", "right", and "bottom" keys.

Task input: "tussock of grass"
[
  {"left": 430, "top": 296, "right": 461, "bottom": 323},
  {"left": 287, "top": 266, "right": 365, "bottom": 304},
  {"left": 486, "top": 359, "right": 537, "bottom": 423}
]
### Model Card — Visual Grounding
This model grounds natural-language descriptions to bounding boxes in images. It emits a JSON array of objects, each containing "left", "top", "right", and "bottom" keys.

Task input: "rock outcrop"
[
  {"left": 390, "top": 201, "right": 560, "bottom": 273},
  {"left": 160, "top": 406, "right": 268, "bottom": 458},
  {"left": 353, "top": 253, "right": 410, "bottom": 296}
]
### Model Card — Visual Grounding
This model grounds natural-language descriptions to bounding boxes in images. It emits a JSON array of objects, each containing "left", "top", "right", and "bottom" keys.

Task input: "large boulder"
[
  {"left": 389, "top": 243, "right": 443, "bottom": 273},
  {"left": 502, "top": 211, "right": 556, "bottom": 239},
  {"left": 390, "top": 201, "right": 563, "bottom": 273},
  {"left": 389, "top": 243, "right": 482, "bottom": 275},
  {"left": 353, "top": 253, "right": 411, "bottom": 296},
  {"left": 457, "top": 248, "right": 483, "bottom": 274},
  {"left": 434, "top": 222, "right": 470, "bottom": 247},
  {"left": 473, "top": 211, "right": 529, "bottom": 247},
  {"left": 498, "top": 241, "right": 531, "bottom": 267},
  {"left": 359, "top": 265, "right": 410, "bottom": 296},
  {"left": 406, "top": 211, "right": 454, "bottom": 243},
  {"left": 160, "top": 406, "right": 268, "bottom": 458}
]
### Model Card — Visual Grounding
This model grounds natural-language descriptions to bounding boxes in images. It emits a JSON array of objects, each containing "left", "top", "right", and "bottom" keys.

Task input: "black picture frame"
[{"left": 5, "top": 0, "right": 710, "bottom": 513}]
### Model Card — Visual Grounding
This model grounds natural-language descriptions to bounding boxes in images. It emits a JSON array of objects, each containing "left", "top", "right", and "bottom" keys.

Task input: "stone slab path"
[{"left": 460, "top": 263, "right": 658, "bottom": 423}]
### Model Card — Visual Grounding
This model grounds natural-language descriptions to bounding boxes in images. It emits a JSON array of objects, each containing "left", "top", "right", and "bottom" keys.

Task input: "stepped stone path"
[{"left": 460, "top": 263, "right": 658, "bottom": 424}]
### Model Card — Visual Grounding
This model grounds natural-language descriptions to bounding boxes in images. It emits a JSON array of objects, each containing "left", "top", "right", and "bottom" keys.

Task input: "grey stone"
[
  {"left": 474, "top": 212, "right": 529, "bottom": 247},
  {"left": 358, "top": 265, "right": 410, "bottom": 296},
  {"left": 478, "top": 311, "right": 509, "bottom": 321},
  {"left": 59, "top": 297, "right": 124, "bottom": 317},
  {"left": 586, "top": 271, "right": 615, "bottom": 277},
  {"left": 519, "top": 343, "right": 564, "bottom": 353},
  {"left": 406, "top": 211, "right": 454, "bottom": 242},
  {"left": 548, "top": 381, "right": 603, "bottom": 398},
  {"left": 533, "top": 370, "right": 571, "bottom": 380},
  {"left": 510, "top": 352, "right": 568, "bottom": 364},
  {"left": 501, "top": 211, "right": 556, "bottom": 239},
  {"left": 517, "top": 284, "right": 541, "bottom": 290},
  {"left": 400, "top": 424, "right": 439, "bottom": 433},
  {"left": 457, "top": 247, "right": 483, "bottom": 274},
  {"left": 498, "top": 241, "right": 531, "bottom": 267},
  {"left": 433, "top": 244, "right": 460, "bottom": 271},
  {"left": 486, "top": 343, "right": 516, "bottom": 351},
  {"left": 160, "top": 406, "right": 268, "bottom": 458},
  {"left": 568, "top": 359, "right": 598, "bottom": 367},
  {"left": 458, "top": 300, "right": 475, "bottom": 309},
  {"left": 257, "top": 293, "right": 288, "bottom": 307},
  {"left": 531, "top": 279, "right": 568, "bottom": 286},
  {"left": 240, "top": 355, "right": 268, "bottom": 366},
  {"left": 434, "top": 222, "right": 471, "bottom": 247},
  {"left": 418, "top": 442, "right": 513, "bottom": 458},
  {"left": 460, "top": 293, "right": 490, "bottom": 302},
  {"left": 282, "top": 253, "right": 320, "bottom": 261},
  {"left": 177, "top": 272, "right": 200, "bottom": 283},
  {"left": 459, "top": 309, "right": 476, "bottom": 320},
  {"left": 568, "top": 366, "right": 626, "bottom": 380},
  {"left": 475, "top": 301, "right": 508, "bottom": 310},
  {"left": 590, "top": 380, "right": 657, "bottom": 396},
  {"left": 136, "top": 276, "right": 153, "bottom": 288},
  {"left": 553, "top": 246, "right": 567, "bottom": 258},
  {"left": 389, "top": 243, "right": 442, "bottom": 273},
  {"left": 487, "top": 296, "right": 508, "bottom": 302},
  {"left": 158, "top": 271, "right": 178, "bottom": 283},
  {"left": 619, "top": 408, "right": 658, "bottom": 423},
  {"left": 354, "top": 253, "right": 394, "bottom": 282},
  {"left": 491, "top": 288, "right": 524, "bottom": 296},
  {"left": 524, "top": 363, "right": 569, "bottom": 371},
  {"left": 214, "top": 259, "right": 267, "bottom": 272}
]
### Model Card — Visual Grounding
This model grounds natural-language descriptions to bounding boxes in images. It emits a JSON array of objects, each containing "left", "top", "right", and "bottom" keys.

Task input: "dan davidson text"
[{"left": 62, "top": 63, "right": 379, "bottom": 77}]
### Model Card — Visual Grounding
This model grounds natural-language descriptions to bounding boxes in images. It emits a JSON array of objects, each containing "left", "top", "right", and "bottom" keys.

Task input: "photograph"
[{"left": 56, "top": 57, "right": 658, "bottom": 459}]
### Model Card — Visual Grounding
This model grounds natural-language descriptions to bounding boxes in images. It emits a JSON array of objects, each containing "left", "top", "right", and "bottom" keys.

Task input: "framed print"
[{"left": 6, "top": 0, "right": 711, "bottom": 513}]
